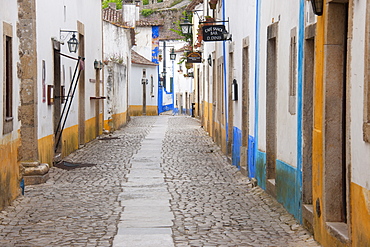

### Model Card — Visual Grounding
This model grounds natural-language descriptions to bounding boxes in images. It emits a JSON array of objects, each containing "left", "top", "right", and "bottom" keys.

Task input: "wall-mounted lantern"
[
  {"left": 180, "top": 16, "right": 193, "bottom": 35},
  {"left": 209, "top": 0, "right": 218, "bottom": 9},
  {"left": 310, "top": 0, "right": 323, "bottom": 16},
  {"left": 94, "top": 60, "right": 103, "bottom": 70},
  {"left": 232, "top": 79, "right": 238, "bottom": 101},
  {"left": 60, "top": 30, "right": 79, "bottom": 53},
  {"left": 170, "top": 48, "right": 177, "bottom": 61}
]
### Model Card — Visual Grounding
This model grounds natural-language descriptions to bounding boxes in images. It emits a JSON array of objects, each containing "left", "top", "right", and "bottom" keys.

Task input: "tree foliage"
[
  {"left": 102, "top": 0, "right": 123, "bottom": 9},
  {"left": 170, "top": 12, "right": 194, "bottom": 64}
]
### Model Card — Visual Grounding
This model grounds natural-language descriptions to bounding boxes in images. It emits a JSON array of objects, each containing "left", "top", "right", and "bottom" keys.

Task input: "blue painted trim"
[
  {"left": 253, "top": 0, "right": 261, "bottom": 181},
  {"left": 276, "top": 160, "right": 298, "bottom": 217},
  {"left": 162, "top": 104, "right": 173, "bottom": 112},
  {"left": 295, "top": 0, "right": 305, "bottom": 223},
  {"left": 248, "top": 135, "right": 255, "bottom": 177},
  {"left": 152, "top": 26, "right": 163, "bottom": 114},
  {"left": 232, "top": 127, "right": 242, "bottom": 169}
]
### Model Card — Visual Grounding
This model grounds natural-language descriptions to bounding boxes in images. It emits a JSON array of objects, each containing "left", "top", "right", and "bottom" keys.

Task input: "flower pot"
[{"left": 205, "top": 17, "right": 215, "bottom": 25}]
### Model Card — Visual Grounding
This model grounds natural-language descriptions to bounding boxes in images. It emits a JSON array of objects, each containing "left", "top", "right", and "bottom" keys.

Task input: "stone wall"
[{"left": 140, "top": 8, "right": 184, "bottom": 40}]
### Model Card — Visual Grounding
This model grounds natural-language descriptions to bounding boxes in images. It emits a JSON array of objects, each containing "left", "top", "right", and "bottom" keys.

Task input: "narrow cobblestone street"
[{"left": 0, "top": 116, "right": 319, "bottom": 246}]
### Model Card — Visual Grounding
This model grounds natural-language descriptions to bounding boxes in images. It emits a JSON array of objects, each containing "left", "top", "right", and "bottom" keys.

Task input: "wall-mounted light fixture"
[
  {"left": 209, "top": 0, "right": 218, "bottom": 9},
  {"left": 180, "top": 16, "right": 193, "bottom": 35},
  {"left": 94, "top": 60, "right": 103, "bottom": 70},
  {"left": 310, "top": 0, "right": 323, "bottom": 16},
  {"left": 170, "top": 48, "right": 177, "bottom": 61},
  {"left": 60, "top": 30, "right": 79, "bottom": 53},
  {"left": 207, "top": 54, "right": 212, "bottom": 67}
]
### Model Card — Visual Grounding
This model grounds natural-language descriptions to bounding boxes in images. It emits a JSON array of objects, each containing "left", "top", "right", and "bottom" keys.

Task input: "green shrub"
[
  {"left": 143, "top": 0, "right": 149, "bottom": 5},
  {"left": 170, "top": 0, "right": 183, "bottom": 7},
  {"left": 141, "top": 9, "right": 154, "bottom": 17},
  {"left": 102, "top": 0, "right": 122, "bottom": 9}
]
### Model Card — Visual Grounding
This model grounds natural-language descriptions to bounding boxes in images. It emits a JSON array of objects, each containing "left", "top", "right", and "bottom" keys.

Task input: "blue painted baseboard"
[
  {"left": 255, "top": 150, "right": 266, "bottom": 190},
  {"left": 232, "top": 127, "right": 242, "bottom": 169}
]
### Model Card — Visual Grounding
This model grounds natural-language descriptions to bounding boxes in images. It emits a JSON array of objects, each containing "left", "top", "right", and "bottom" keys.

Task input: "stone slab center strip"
[{"left": 113, "top": 116, "right": 174, "bottom": 247}]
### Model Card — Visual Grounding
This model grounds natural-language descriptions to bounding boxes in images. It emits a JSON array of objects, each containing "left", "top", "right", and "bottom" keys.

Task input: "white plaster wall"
[
  {"left": 130, "top": 65, "right": 158, "bottom": 107},
  {"left": 36, "top": 0, "right": 103, "bottom": 139},
  {"left": 0, "top": 1, "right": 20, "bottom": 142},
  {"left": 103, "top": 21, "right": 132, "bottom": 122},
  {"left": 225, "top": 0, "right": 257, "bottom": 138},
  {"left": 134, "top": 27, "right": 153, "bottom": 60},
  {"left": 256, "top": 0, "right": 300, "bottom": 167},
  {"left": 350, "top": 0, "right": 370, "bottom": 190}
]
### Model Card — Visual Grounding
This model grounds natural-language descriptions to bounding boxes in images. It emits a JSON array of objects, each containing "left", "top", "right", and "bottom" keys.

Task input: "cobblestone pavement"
[{"left": 0, "top": 116, "right": 320, "bottom": 246}]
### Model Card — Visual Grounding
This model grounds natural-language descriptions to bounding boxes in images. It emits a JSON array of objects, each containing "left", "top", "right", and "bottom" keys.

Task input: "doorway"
[
  {"left": 242, "top": 39, "right": 250, "bottom": 175},
  {"left": 266, "top": 23, "right": 278, "bottom": 190},
  {"left": 228, "top": 51, "right": 234, "bottom": 155},
  {"left": 78, "top": 33, "right": 85, "bottom": 146},
  {"left": 302, "top": 24, "right": 315, "bottom": 231},
  {"left": 53, "top": 42, "right": 62, "bottom": 154},
  {"left": 323, "top": 2, "right": 349, "bottom": 226}
]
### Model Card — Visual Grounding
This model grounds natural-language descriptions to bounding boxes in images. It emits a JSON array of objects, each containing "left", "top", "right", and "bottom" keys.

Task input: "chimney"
[{"left": 108, "top": 3, "right": 117, "bottom": 9}]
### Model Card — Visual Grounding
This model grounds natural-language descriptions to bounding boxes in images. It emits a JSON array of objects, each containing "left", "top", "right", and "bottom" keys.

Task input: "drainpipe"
[
  {"left": 253, "top": 0, "right": 262, "bottom": 178},
  {"left": 222, "top": 0, "right": 228, "bottom": 154}
]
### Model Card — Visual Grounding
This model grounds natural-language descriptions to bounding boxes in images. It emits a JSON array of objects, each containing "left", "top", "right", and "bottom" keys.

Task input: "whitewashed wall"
[
  {"left": 130, "top": 65, "right": 158, "bottom": 107},
  {"left": 350, "top": 0, "right": 370, "bottom": 190},
  {"left": 134, "top": 26, "right": 153, "bottom": 61},
  {"left": 256, "top": 0, "right": 300, "bottom": 166},
  {"left": 36, "top": 0, "right": 103, "bottom": 139},
  {"left": 103, "top": 21, "right": 132, "bottom": 122},
  {"left": 0, "top": 1, "right": 20, "bottom": 142},
  {"left": 225, "top": 0, "right": 257, "bottom": 137}
]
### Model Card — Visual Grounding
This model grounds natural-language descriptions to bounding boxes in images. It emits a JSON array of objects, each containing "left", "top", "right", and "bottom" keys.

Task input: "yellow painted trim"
[
  {"left": 312, "top": 9, "right": 325, "bottom": 242},
  {"left": 61, "top": 125, "right": 79, "bottom": 158},
  {"left": 38, "top": 135, "right": 54, "bottom": 165},
  {"left": 85, "top": 117, "right": 97, "bottom": 143},
  {"left": 129, "top": 105, "right": 158, "bottom": 116},
  {"left": 312, "top": 3, "right": 349, "bottom": 246},
  {"left": 0, "top": 138, "right": 20, "bottom": 210},
  {"left": 104, "top": 111, "right": 129, "bottom": 132},
  {"left": 351, "top": 183, "right": 370, "bottom": 246}
]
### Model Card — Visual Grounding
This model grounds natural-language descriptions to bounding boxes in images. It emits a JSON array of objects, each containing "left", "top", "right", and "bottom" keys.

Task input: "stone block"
[
  {"left": 23, "top": 173, "right": 49, "bottom": 186},
  {"left": 20, "top": 79, "right": 36, "bottom": 104}
]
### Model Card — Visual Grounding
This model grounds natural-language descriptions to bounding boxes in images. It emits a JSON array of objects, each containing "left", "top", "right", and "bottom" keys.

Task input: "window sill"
[
  {"left": 266, "top": 179, "right": 276, "bottom": 198},
  {"left": 363, "top": 122, "right": 370, "bottom": 142},
  {"left": 326, "top": 222, "right": 349, "bottom": 244},
  {"left": 302, "top": 204, "right": 314, "bottom": 233},
  {"left": 5, "top": 117, "right": 13, "bottom": 122}
]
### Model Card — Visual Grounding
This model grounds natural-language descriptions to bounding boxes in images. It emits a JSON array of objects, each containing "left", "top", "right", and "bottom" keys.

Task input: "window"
[
  {"left": 150, "top": 75, "right": 154, "bottom": 96},
  {"left": 3, "top": 22, "right": 13, "bottom": 134},
  {"left": 289, "top": 27, "right": 297, "bottom": 115}
]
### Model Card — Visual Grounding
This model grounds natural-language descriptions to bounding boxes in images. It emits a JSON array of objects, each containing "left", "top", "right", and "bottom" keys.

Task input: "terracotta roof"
[
  {"left": 102, "top": 6, "right": 124, "bottom": 24},
  {"left": 136, "top": 20, "right": 164, "bottom": 27},
  {"left": 131, "top": 50, "right": 158, "bottom": 66},
  {"left": 186, "top": 0, "right": 203, "bottom": 11}
]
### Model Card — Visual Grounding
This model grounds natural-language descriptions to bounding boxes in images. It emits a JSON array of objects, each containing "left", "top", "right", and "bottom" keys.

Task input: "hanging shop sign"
[
  {"left": 202, "top": 25, "right": 228, "bottom": 42},
  {"left": 187, "top": 52, "right": 202, "bottom": 63}
]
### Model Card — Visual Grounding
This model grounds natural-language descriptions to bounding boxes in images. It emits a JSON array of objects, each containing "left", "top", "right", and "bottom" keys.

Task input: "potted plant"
[{"left": 204, "top": 16, "right": 215, "bottom": 25}]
